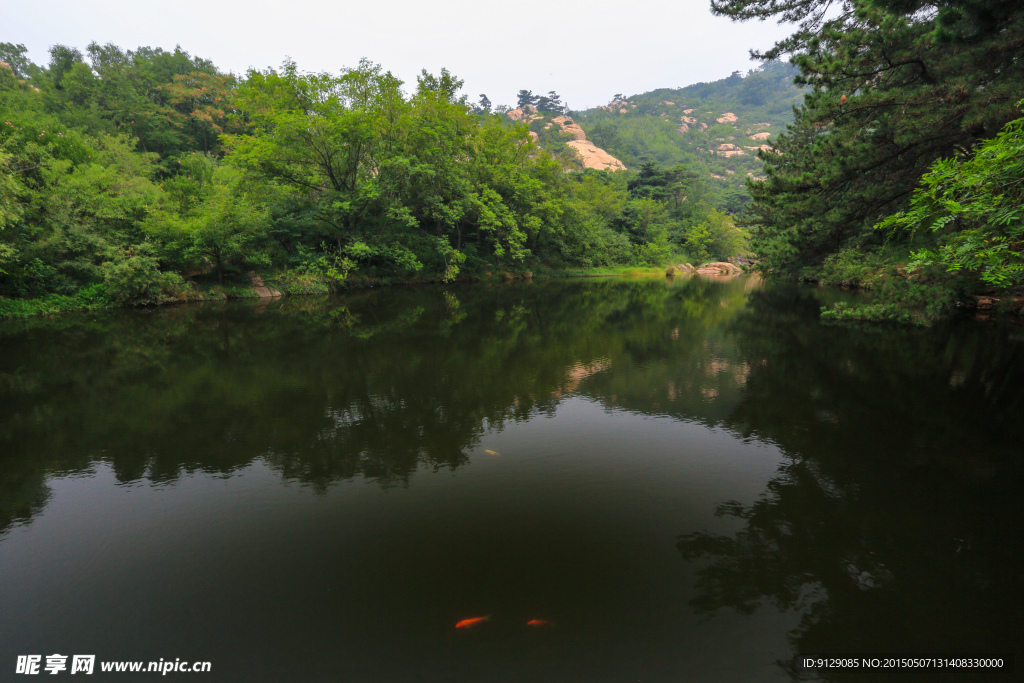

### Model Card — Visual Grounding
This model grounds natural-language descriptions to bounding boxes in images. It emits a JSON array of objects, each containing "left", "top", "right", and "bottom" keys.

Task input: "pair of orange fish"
[{"left": 455, "top": 616, "right": 550, "bottom": 628}]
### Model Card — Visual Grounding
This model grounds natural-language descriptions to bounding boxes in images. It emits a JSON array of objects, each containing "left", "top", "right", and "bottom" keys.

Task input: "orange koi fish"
[
  {"left": 526, "top": 619, "right": 551, "bottom": 627},
  {"left": 455, "top": 616, "right": 490, "bottom": 629}
]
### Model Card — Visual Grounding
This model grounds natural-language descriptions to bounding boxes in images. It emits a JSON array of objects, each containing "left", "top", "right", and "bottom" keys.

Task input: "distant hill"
[
  {"left": 569, "top": 62, "right": 804, "bottom": 208},
  {"left": 495, "top": 63, "right": 804, "bottom": 211}
]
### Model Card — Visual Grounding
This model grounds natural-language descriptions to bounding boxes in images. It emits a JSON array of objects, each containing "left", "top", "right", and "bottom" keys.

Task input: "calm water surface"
[{"left": 0, "top": 277, "right": 1021, "bottom": 681}]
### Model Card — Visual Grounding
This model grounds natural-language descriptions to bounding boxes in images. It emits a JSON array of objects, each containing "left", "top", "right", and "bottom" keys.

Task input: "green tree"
[
  {"left": 515, "top": 90, "right": 538, "bottom": 109},
  {"left": 535, "top": 90, "right": 563, "bottom": 113},
  {"left": 162, "top": 71, "right": 241, "bottom": 154},
  {"left": 0, "top": 43, "right": 36, "bottom": 79},
  {"left": 627, "top": 161, "right": 693, "bottom": 208},
  {"left": 738, "top": 70, "right": 771, "bottom": 106},
  {"left": 226, "top": 59, "right": 404, "bottom": 249},
  {"left": 879, "top": 106, "right": 1024, "bottom": 288},
  {"left": 37, "top": 42, "right": 223, "bottom": 167},
  {"left": 473, "top": 93, "right": 492, "bottom": 115},
  {"left": 0, "top": 97, "right": 179, "bottom": 299},
  {"left": 226, "top": 59, "right": 580, "bottom": 276},
  {"left": 146, "top": 154, "right": 269, "bottom": 284},
  {"left": 711, "top": 0, "right": 1024, "bottom": 273},
  {"left": 682, "top": 207, "right": 746, "bottom": 262}
]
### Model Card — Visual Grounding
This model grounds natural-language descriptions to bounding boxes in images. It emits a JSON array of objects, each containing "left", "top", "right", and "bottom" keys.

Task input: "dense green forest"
[
  {"left": 0, "top": 42, "right": 745, "bottom": 316},
  {"left": 3, "top": 0, "right": 1023, "bottom": 322},
  {"left": 711, "top": 0, "right": 1024, "bottom": 320}
]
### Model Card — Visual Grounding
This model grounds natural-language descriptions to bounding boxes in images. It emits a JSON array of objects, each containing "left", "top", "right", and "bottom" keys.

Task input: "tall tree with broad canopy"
[{"left": 224, "top": 60, "right": 578, "bottom": 276}]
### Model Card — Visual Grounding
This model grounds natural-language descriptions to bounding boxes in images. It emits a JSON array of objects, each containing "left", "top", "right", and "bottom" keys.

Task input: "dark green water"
[{"left": 0, "top": 277, "right": 1020, "bottom": 681}]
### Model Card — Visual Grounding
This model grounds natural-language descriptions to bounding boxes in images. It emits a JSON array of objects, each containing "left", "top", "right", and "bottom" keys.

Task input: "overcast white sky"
[{"left": 5, "top": 0, "right": 793, "bottom": 110}]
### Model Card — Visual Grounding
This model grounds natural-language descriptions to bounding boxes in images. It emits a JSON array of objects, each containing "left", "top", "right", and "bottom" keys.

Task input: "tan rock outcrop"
[
  {"left": 716, "top": 143, "right": 745, "bottom": 157},
  {"left": 551, "top": 115, "right": 586, "bottom": 141},
  {"left": 506, "top": 105, "right": 542, "bottom": 123},
  {"left": 683, "top": 109, "right": 694, "bottom": 114},
  {"left": 696, "top": 261, "right": 742, "bottom": 276},
  {"left": 717, "top": 112, "right": 738, "bottom": 123},
  {"left": 748, "top": 132, "right": 771, "bottom": 140},
  {"left": 567, "top": 140, "right": 627, "bottom": 171},
  {"left": 248, "top": 271, "right": 282, "bottom": 298},
  {"left": 678, "top": 124, "right": 690, "bottom": 134},
  {"left": 520, "top": 110, "right": 625, "bottom": 171}
]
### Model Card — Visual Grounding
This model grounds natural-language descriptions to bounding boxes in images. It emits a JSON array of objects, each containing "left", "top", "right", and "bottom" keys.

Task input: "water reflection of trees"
[
  {"left": 0, "top": 277, "right": 752, "bottom": 533},
  {"left": 677, "top": 288, "right": 1024, "bottom": 679},
  {"left": 5, "top": 278, "right": 1021, "bottom": 673}
]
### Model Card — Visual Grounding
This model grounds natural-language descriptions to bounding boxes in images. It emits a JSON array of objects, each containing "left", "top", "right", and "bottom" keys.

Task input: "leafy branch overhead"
[{"left": 880, "top": 107, "right": 1024, "bottom": 288}]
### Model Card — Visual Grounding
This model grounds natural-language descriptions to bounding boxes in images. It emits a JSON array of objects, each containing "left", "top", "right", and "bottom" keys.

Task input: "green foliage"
[
  {"left": 432, "top": 236, "right": 467, "bottom": 282},
  {"left": 101, "top": 247, "right": 183, "bottom": 303},
  {"left": 0, "top": 106, "right": 167, "bottom": 297},
  {"left": 266, "top": 269, "right": 330, "bottom": 295},
  {"left": 879, "top": 108, "right": 1024, "bottom": 289},
  {"left": 691, "top": 207, "right": 747, "bottom": 261},
  {"left": 0, "top": 39, "right": 764, "bottom": 313},
  {"left": 39, "top": 41, "right": 227, "bottom": 167},
  {"left": 146, "top": 156, "right": 270, "bottom": 283},
  {"left": 711, "top": 0, "right": 1024, "bottom": 276},
  {"left": 0, "top": 43, "right": 36, "bottom": 79},
  {"left": 809, "top": 246, "right": 970, "bottom": 324},
  {"left": 0, "top": 282, "right": 113, "bottom": 318},
  {"left": 819, "top": 300, "right": 925, "bottom": 325},
  {"left": 225, "top": 59, "right": 606, "bottom": 277},
  {"left": 0, "top": 151, "right": 22, "bottom": 236},
  {"left": 682, "top": 224, "right": 713, "bottom": 262}
]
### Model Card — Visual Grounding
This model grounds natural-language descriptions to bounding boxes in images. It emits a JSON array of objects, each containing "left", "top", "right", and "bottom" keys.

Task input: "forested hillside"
[
  {"left": 572, "top": 63, "right": 803, "bottom": 212},
  {"left": 0, "top": 42, "right": 750, "bottom": 316}
]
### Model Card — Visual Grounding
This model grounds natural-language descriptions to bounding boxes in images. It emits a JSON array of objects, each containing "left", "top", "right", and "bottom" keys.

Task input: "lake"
[{"left": 0, "top": 276, "right": 1020, "bottom": 681}]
